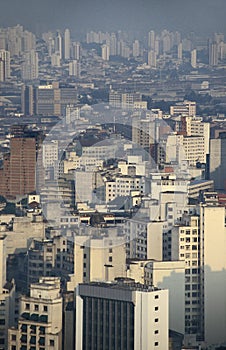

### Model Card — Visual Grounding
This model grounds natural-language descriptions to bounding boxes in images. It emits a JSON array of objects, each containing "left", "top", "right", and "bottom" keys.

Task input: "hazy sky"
[{"left": 1, "top": 0, "right": 226, "bottom": 37}]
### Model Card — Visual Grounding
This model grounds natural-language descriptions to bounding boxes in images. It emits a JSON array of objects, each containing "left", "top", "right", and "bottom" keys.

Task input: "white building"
[
  {"left": 21, "top": 50, "right": 38, "bottom": 80},
  {"left": 105, "top": 175, "right": 146, "bottom": 203},
  {"left": 64, "top": 28, "right": 71, "bottom": 60},
  {"left": 127, "top": 259, "right": 185, "bottom": 334},
  {"left": 148, "top": 50, "right": 157, "bottom": 68},
  {"left": 150, "top": 173, "right": 189, "bottom": 201},
  {"left": 76, "top": 281, "right": 169, "bottom": 350},
  {"left": 101, "top": 44, "right": 110, "bottom": 61},
  {"left": 170, "top": 101, "right": 196, "bottom": 117},
  {"left": 170, "top": 202, "right": 226, "bottom": 347},
  {"left": 183, "top": 136, "right": 206, "bottom": 165},
  {"left": 69, "top": 60, "right": 80, "bottom": 77},
  {"left": 191, "top": 49, "right": 197, "bottom": 68},
  {"left": 42, "top": 140, "right": 58, "bottom": 168},
  {"left": 0, "top": 235, "right": 16, "bottom": 349}
]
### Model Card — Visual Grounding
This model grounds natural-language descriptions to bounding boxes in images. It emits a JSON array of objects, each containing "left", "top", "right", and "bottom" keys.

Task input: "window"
[
  {"left": 43, "top": 306, "right": 48, "bottom": 312},
  {"left": 109, "top": 256, "right": 112, "bottom": 262},
  {"left": 50, "top": 340, "right": 55, "bottom": 347},
  {"left": 154, "top": 318, "right": 159, "bottom": 322},
  {"left": 154, "top": 342, "right": 159, "bottom": 346},
  {"left": 154, "top": 330, "right": 159, "bottom": 334},
  {"left": 25, "top": 303, "right": 30, "bottom": 310},
  {"left": 11, "top": 335, "right": 16, "bottom": 341},
  {"left": 154, "top": 295, "right": 159, "bottom": 299},
  {"left": 154, "top": 307, "right": 159, "bottom": 311},
  {"left": 34, "top": 305, "right": 39, "bottom": 311}
]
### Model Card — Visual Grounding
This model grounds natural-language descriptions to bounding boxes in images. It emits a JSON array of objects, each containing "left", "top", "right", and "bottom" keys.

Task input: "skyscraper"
[
  {"left": 191, "top": 49, "right": 197, "bottom": 68},
  {"left": 148, "top": 50, "right": 157, "bottom": 68},
  {"left": 132, "top": 40, "right": 140, "bottom": 57},
  {"left": 148, "top": 30, "right": 155, "bottom": 50},
  {"left": 0, "top": 49, "right": 10, "bottom": 81},
  {"left": 209, "top": 41, "right": 218, "bottom": 66},
  {"left": 64, "top": 28, "right": 71, "bottom": 60},
  {"left": 21, "top": 50, "right": 38, "bottom": 81},
  {"left": 72, "top": 42, "right": 81, "bottom": 60},
  {"left": 0, "top": 136, "right": 36, "bottom": 198},
  {"left": 101, "top": 44, "right": 110, "bottom": 61}
]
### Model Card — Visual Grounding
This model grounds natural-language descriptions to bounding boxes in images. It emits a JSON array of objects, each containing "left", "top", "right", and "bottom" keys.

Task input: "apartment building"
[{"left": 8, "top": 277, "right": 63, "bottom": 350}]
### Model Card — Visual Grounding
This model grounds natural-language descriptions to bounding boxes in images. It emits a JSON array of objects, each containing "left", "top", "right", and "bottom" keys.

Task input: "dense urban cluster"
[{"left": 0, "top": 25, "right": 226, "bottom": 350}]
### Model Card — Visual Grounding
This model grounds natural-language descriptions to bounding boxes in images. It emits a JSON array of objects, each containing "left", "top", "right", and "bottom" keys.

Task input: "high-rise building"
[
  {"left": 36, "top": 82, "right": 78, "bottom": 116},
  {"left": 55, "top": 32, "right": 62, "bottom": 59},
  {"left": 75, "top": 280, "right": 169, "bottom": 350},
  {"left": 127, "top": 259, "right": 185, "bottom": 335},
  {"left": 109, "top": 91, "right": 142, "bottom": 109},
  {"left": 148, "top": 30, "right": 155, "bottom": 50},
  {"left": 22, "top": 30, "right": 36, "bottom": 52},
  {"left": 67, "top": 233, "right": 126, "bottom": 291},
  {"left": 64, "top": 28, "right": 71, "bottom": 60},
  {"left": 110, "top": 33, "right": 117, "bottom": 56},
  {"left": 0, "top": 49, "right": 10, "bottom": 81},
  {"left": 21, "top": 49, "right": 38, "bottom": 81},
  {"left": 8, "top": 277, "right": 63, "bottom": 350},
  {"left": 170, "top": 200, "right": 226, "bottom": 346},
  {"left": 209, "top": 135, "right": 226, "bottom": 190},
  {"left": 132, "top": 115, "right": 159, "bottom": 151},
  {"left": 191, "top": 49, "right": 197, "bottom": 68},
  {"left": 21, "top": 84, "right": 36, "bottom": 116},
  {"left": 21, "top": 83, "right": 78, "bottom": 117},
  {"left": 0, "top": 235, "right": 16, "bottom": 350},
  {"left": 177, "top": 42, "right": 183, "bottom": 60},
  {"left": 72, "top": 42, "right": 81, "bottom": 60},
  {"left": 132, "top": 40, "right": 140, "bottom": 57},
  {"left": 209, "top": 41, "right": 218, "bottom": 66},
  {"left": 0, "top": 137, "right": 36, "bottom": 199},
  {"left": 69, "top": 60, "right": 81, "bottom": 77},
  {"left": 148, "top": 50, "right": 157, "bottom": 68},
  {"left": 101, "top": 44, "right": 110, "bottom": 61}
]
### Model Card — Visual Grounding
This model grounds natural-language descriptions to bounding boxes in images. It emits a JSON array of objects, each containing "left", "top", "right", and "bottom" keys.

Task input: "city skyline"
[{"left": 1, "top": 0, "right": 226, "bottom": 36}]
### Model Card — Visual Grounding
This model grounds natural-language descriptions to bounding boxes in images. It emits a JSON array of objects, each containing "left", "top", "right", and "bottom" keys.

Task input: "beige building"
[
  {"left": 8, "top": 277, "right": 63, "bottom": 350},
  {"left": 170, "top": 202, "right": 226, "bottom": 347},
  {"left": 76, "top": 281, "right": 169, "bottom": 350},
  {"left": 67, "top": 232, "right": 126, "bottom": 291},
  {"left": 0, "top": 235, "right": 16, "bottom": 349},
  {"left": 127, "top": 259, "right": 185, "bottom": 334},
  {"left": 0, "top": 214, "right": 45, "bottom": 256},
  {"left": 170, "top": 100, "right": 196, "bottom": 117}
]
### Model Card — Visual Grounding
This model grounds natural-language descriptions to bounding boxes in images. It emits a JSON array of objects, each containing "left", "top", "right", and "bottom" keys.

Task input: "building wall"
[
  {"left": 210, "top": 138, "right": 226, "bottom": 190},
  {"left": 145, "top": 260, "right": 185, "bottom": 335},
  {"left": 200, "top": 205, "right": 226, "bottom": 345},
  {"left": 133, "top": 289, "right": 169, "bottom": 350}
]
